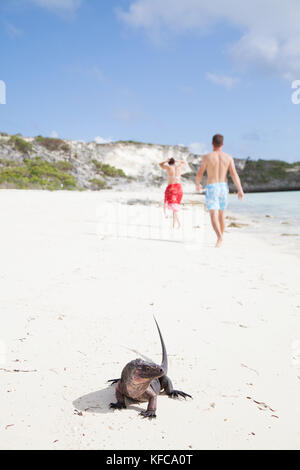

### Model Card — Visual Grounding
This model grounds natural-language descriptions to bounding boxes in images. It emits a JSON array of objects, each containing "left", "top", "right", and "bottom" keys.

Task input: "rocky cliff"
[{"left": 0, "top": 133, "right": 299, "bottom": 192}]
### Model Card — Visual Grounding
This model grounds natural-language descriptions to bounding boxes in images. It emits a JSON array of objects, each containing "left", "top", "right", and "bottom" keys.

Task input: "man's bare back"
[
  {"left": 204, "top": 150, "right": 232, "bottom": 184},
  {"left": 196, "top": 150, "right": 243, "bottom": 198}
]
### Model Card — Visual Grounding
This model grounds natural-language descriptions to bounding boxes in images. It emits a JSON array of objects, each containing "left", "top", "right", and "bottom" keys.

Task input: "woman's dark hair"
[{"left": 168, "top": 158, "right": 175, "bottom": 165}]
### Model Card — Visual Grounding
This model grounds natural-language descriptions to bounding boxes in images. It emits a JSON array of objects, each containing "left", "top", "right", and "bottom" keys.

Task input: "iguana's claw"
[
  {"left": 108, "top": 379, "right": 120, "bottom": 386},
  {"left": 140, "top": 409, "right": 156, "bottom": 419},
  {"left": 168, "top": 390, "right": 192, "bottom": 399},
  {"left": 110, "top": 402, "right": 126, "bottom": 410}
]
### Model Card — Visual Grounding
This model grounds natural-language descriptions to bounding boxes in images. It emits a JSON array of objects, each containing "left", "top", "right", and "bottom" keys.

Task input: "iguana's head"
[{"left": 121, "top": 358, "right": 164, "bottom": 383}]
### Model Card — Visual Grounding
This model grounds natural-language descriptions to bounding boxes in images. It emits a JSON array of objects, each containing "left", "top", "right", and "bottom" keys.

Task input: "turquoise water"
[
  {"left": 228, "top": 191, "right": 300, "bottom": 254},
  {"left": 229, "top": 191, "right": 300, "bottom": 223}
]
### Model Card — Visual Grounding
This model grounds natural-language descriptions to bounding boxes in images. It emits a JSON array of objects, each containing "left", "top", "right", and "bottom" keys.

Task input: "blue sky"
[{"left": 1, "top": 0, "right": 300, "bottom": 162}]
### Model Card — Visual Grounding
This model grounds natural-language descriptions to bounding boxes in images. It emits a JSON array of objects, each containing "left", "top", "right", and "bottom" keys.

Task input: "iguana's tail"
[{"left": 154, "top": 317, "right": 168, "bottom": 374}]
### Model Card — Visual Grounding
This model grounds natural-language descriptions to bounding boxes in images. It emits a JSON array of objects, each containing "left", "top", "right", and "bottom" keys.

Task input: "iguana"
[{"left": 108, "top": 318, "right": 191, "bottom": 419}]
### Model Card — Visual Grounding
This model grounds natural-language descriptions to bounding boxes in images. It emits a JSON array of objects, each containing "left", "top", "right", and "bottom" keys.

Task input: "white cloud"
[
  {"left": 118, "top": 0, "right": 300, "bottom": 79},
  {"left": 189, "top": 142, "right": 208, "bottom": 155},
  {"left": 50, "top": 130, "right": 59, "bottom": 138},
  {"left": 5, "top": 22, "right": 23, "bottom": 38},
  {"left": 30, "top": 0, "right": 82, "bottom": 12},
  {"left": 206, "top": 73, "right": 238, "bottom": 90},
  {"left": 94, "top": 136, "right": 113, "bottom": 144}
]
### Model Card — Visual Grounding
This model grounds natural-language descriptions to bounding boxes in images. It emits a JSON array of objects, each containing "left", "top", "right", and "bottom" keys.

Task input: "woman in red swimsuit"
[{"left": 159, "top": 158, "right": 185, "bottom": 228}]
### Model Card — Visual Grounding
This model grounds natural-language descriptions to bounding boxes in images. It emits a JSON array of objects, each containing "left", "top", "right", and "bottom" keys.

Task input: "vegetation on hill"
[
  {"left": 9, "top": 135, "right": 33, "bottom": 154},
  {"left": 89, "top": 178, "right": 108, "bottom": 190},
  {"left": 116, "top": 140, "right": 154, "bottom": 146},
  {"left": 185, "top": 157, "right": 300, "bottom": 191},
  {"left": 92, "top": 159, "right": 126, "bottom": 178},
  {"left": 0, "top": 157, "right": 76, "bottom": 190},
  {"left": 238, "top": 158, "right": 300, "bottom": 185},
  {"left": 35, "top": 136, "right": 71, "bottom": 153},
  {"left": 115, "top": 140, "right": 178, "bottom": 147},
  {"left": 1, "top": 131, "right": 300, "bottom": 191}
]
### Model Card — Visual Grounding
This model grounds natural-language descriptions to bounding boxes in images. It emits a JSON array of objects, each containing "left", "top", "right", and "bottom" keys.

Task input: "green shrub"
[
  {"left": 0, "top": 158, "right": 17, "bottom": 167},
  {"left": 240, "top": 159, "right": 290, "bottom": 183},
  {"left": 92, "top": 159, "right": 126, "bottom": 178},
  {"left": 0, "top": 156, "right": 76, "bottom": 190},
  {"left": 35, "top": 136, "right": 71, "bottom": 153},
  {"left": 101, "top": 163, "right": 126, "bottom": 177},
  {"left": 92, "top": 159, "right": 102, "bottom": 171},
  {"left": 116, "top": 140, "right": 155, "bottom": 146},
  {"left": 238, "top": 158, "right": 300, "bottom": 185},
  {"left": 90, "top": 178, "right": 107, "bottom": 190},
  {"left": 9, "top": 135, "right": 33, "bottom": 154},
  {"left": 90, "top": 178, "right": 110, "bottom": 191},
  {"left": 55, "top": 160, "right": 73, "bottom": 171}
]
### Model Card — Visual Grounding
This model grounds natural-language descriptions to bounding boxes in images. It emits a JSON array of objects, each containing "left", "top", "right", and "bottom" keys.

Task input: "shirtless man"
[
  {"left": 159, "top": 158, "right": 185, "bottom": 228},
  {"left": 196, "top": 134, "right": 244, "bottom": 247}
]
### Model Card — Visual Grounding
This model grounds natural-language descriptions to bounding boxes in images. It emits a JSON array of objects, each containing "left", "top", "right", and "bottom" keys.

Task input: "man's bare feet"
[{"left": 215, "top": 237, "right": 223, "bottom": 248}]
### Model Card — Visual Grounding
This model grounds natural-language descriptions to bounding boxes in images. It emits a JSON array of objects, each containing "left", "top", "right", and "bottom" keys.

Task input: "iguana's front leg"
[
  {"left": 160, "top": 375, "right": 192, "bottom": 399},
  {"left": 140, "top": 387, "right": 157, "bottom": 419},
  {"left": 110, "top": 383, "right": 126, "bottom": 410}
]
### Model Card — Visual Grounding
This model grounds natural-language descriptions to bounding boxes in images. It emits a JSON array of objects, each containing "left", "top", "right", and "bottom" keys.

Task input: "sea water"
[{"left": 228, "top": 191, "right": 300, "bottom": 254}]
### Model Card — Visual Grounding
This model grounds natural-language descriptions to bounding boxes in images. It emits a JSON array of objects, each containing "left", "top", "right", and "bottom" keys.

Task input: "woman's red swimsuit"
[{"left": 164, "top": 183, "right": 183, "bottom": 212}]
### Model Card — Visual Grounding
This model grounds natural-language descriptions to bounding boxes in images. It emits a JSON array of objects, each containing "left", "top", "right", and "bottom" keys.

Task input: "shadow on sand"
[
  {"left": 73, "top": 384, "right": 144, "bottom": 415},
  {"left": 73, "top": 346, "right": 156, "bottom": 416}
]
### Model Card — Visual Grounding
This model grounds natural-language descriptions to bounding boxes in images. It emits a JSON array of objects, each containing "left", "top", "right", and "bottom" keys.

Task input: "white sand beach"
[{"left": 0, "top": 189, "right": 300, "bottom": 450}]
